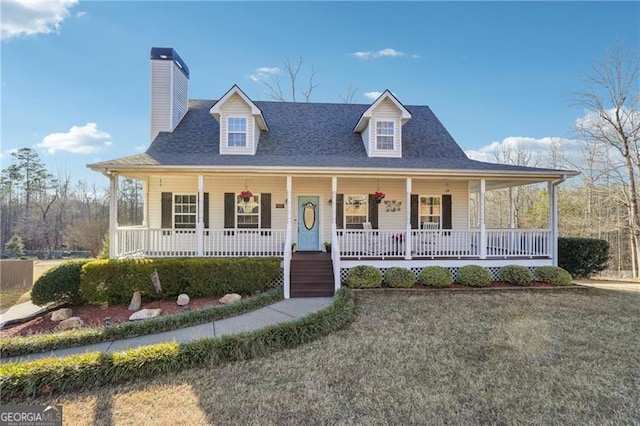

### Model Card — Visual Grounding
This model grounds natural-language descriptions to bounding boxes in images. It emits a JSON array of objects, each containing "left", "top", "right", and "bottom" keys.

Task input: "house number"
[{"left": 303, "top": 202, "right": 316, "bottom": 230}]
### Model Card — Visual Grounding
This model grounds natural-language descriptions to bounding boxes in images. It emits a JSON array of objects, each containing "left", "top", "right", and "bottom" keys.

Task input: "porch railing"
[
  {"left": 411, "top": 230, "right": 480, "bottom": 258},
  {"left": 486, "top": 229, "right": 551, "bottom": 258},
  {"left": 338, "top": 229, "right": 408, "bottom": 258}
]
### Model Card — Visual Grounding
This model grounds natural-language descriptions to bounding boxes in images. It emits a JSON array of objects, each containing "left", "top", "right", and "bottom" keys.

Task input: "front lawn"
[{"left": 20, "top": 289, "right": 640, "bottom": 424}]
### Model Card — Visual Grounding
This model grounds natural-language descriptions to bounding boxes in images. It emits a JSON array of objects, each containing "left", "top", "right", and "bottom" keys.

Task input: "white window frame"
[
  {"left": 345, "top": 194, "right": 368, "bottom": 227},
  {"left": 236, "top": 193, "right": 260, "bottom": 228},
  {"left": 227, "top": 117, "right": 247, "bottom": 148},
  {"left": 174, "top": 193, "right": 197, "bottom": 229},
  {"left": 419, "top": 195, "right": 441, "bottom": 229},
  {"left": 375, "top": 120, "right": 395, "bottom": 150}
]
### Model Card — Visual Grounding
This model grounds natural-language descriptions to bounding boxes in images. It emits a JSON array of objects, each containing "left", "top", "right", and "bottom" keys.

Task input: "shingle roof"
[{"left": 89, "top": 99, "right": 575, "bottom": 175}]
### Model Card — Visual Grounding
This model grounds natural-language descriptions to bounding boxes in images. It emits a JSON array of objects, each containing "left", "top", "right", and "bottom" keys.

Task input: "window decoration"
[
  {"left": 228, "top": 117, "right": 247, "bottom": 147},
  {"left": 383, "top": 200, "right": 402, "bottom": 212},
  {"left": 237, "top": 193, "right": 260, "bottom": 228},
  {"left": 376, "top": 121, "right": 394, "bottom": 150},
  {"left": 303, "top": 202, "right": 316, "bottom": 230},
  {"left": 345, "top": 195, "right": 367, "bottom": 226},
  {"left": 174, "top": 194, "right": 197, "bottom": 228},
  {"left": 419, "top": 195, "right": 441, "bottom": 228}
]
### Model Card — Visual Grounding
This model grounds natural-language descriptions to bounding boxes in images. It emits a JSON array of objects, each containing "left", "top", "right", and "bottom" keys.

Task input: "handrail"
[
  {"left": 331, "top": 226, "right": 341, "bottom": 293},
  {"left": 283, "top": 230, "right": 292, "bottom": 299}
]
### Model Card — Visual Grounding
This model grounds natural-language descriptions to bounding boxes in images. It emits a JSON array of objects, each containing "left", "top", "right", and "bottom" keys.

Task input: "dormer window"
[
  {"left": 228, "top": 117, "right": 247, "bottom": 147},
  {"left": 376, "top": 121, "right": 394, "bottom": 150}
]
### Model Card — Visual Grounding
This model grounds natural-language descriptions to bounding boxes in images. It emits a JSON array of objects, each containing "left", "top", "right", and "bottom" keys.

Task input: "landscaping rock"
[
  {"left": 128, "top": 291, "right": 142, "bottom": 311},
  {"left": 58, "top": 316, "right": 84, "bottom": 331},
  {"left": 177, "top": 294, "right": 190, "bottom": 306},
  {"left": 51, "top": 308, "right": 73, "bottom": 322},
  {"left": 129, "top": 308, "right": 162, "bottom": 321},
  {"left": 219, "top": 293, "right": 241, "bottom": 304}
]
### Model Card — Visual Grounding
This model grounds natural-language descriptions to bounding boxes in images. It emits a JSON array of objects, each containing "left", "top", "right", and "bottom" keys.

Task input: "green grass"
[
  {"left": 10, "top": 289, "right": 640, "bottom": 425},
  {"left": 0, "top": 289, "right": 31, "bottom": 310}
]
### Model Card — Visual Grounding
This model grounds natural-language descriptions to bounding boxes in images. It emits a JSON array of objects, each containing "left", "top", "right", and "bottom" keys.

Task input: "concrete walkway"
[{"left": 1, "top": 297, "right": 333, "bottom": 364}]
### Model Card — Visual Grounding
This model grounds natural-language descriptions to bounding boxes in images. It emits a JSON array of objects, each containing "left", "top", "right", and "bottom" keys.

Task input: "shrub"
[
  {"left": 535, "top": 266, "right": 573, "bottom": 286},
  {"left": 81, "top": 257, "right": 281, "bottom": 305},
  {"left": 346, "top": 265, "right": 382, "bottom": 289},
  {"left": 499, "top": 265, "right": 533, "bottom": 286},
  {"left": 417, "top": 266, "right": 452, "bottom": 287},
  {"left": 558, "top": 237, "right": 609, "bottom": 278},
  {"left": 457, "top": 265, "right": 491, "bottom": 287},
  {"left": 0, "top": 288, "right": 354, "bottom": 401},
  {"left": 384, "top": 267, "right": 415, "bottom": 288},
  {"left": 31, "top": 260, "right": 89, "bottom": 306}
]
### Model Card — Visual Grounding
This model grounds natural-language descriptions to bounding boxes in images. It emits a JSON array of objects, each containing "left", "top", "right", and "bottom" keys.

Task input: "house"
[{"left": 88, "top": 47, "right": 578, "bottom": 298}]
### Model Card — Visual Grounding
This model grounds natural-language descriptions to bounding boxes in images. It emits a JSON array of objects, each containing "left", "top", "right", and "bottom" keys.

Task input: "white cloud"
[
  {"left": 375, "top": 48, "right": 403, "bottom": 58},
  {"left": 38, "top": 123, "right": 112, "bottom": 154},
  {"left": 0, "top": 148, "right": 18, "bottom": 160},
  {"left": 1, "top": 0, "right": 78, "bottom": 41},
  {"left": 249, "top": 66, "right": 280, "bottom": 82},
  {"left": 364, "top": 91, "right": 382, "bottom": 100},
  {"left": 134, "top": 144, "right": 146, "bottom": 152},
  {"left": 76, "top": 11, "right": 87, "bottom": 18},
  {"left": 352, "top": 51, "right": 372, "bottom": 59},
  {"left": 351, "top": 48, "right": 419, "bottom": 60}
]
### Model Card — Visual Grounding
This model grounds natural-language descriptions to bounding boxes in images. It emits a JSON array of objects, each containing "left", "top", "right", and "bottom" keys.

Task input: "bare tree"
[
  {"left": 574, "top": 43, "right": 640, "bottom": 277},
  {"left": 339, "top": 84, "right": 359, "bottom": 104},
  {"left": 262, "top": 57, "right": 318, "bottom": 102}
]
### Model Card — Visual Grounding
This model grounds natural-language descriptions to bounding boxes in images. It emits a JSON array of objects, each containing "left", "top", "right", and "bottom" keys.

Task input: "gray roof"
[{"left": 90, "top": 99, "right": 575, "bottom": 175}]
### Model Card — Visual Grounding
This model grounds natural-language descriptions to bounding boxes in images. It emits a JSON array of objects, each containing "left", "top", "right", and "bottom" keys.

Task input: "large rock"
[
  {"left": 51, "top": 308, "right": 73, "bottom": 322},
  {"left": 219, "top": 293, "right": 241, "bottom": 304},
  {"left": 176, "top": 294, "right": 190, "bottom": 306},
  {"left": 129, "top": 308, "right": 162, "bottom": 321},
  {"left": 58, "top": 316, "right": 84, "bottom": 331},
  {"left": 128, "top": 291, "right": 142, "bottom": 311}
]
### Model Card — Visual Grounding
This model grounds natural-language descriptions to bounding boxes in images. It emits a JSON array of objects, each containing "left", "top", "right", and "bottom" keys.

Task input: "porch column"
[
  {"left": 405, "top": 178, "right": 412, "bottom": 259},
  {"left": 479, "top": 179, "right": 487, "bottom": 259},
  {"left": 548, "top": 181, "right": 558, "bottom": 265},
  {"left": 331, "top": 177, "right": 337, "bottom": 234},
  {"left": 108, "top": 172, "right": 119, "bottom": 259},
  {"left": 197, "top": 175, "right": 204, "bottom": 256},
  {"left": 509, "top": 187, "right": 516, "bottom": 228},
  {"left": 142, "top": 178, "right": 149, "bottom": 227},
  {"left": 285, "top": 176, "right": 292, "bottom": 299}
]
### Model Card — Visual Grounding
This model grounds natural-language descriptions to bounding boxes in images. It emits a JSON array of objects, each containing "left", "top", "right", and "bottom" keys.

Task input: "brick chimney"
[{"left": 150, "top": 47, "right": 190, "bottom": 142}]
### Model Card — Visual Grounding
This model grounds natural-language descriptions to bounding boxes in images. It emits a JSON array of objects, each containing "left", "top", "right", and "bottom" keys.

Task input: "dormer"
[
  {"left": 353, "top": 90, "right": 412, "bottom": 158},
  {"left": 210, "top": 85, "right": 268, "bottom": 155}
]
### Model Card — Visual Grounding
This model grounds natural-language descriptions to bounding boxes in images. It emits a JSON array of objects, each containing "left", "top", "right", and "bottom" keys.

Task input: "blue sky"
[{"left": 1, "top": 1, "right": 639, "bottom": 184}]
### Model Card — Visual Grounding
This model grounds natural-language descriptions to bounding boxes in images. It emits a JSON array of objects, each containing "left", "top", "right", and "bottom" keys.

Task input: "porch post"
[
  {"left": 285, "top": 176, "right": 292, "bottom": 299},
  {"left": 405, "top": 178, "right": 412, "bottom": 259},
  {"left": 142, "top": 178, "right": 149, "bottom": 227},
  {"left": 108, "top": 172, "right": 119, "bottom": 259},
  {"left": 331, "top": 177, "right": 337, "bottom": 233},
  {"left": 479, "top": 179, "right": 487, "bottom": 259},
  {"left": 197, "top": 175, "right": 204, "bottom": 256},
  {"left": 548, "top": 181, "right": 558, "bottom": 265},
  {"left": 509, "top": 187, "right": 515, "bottom": 228}
]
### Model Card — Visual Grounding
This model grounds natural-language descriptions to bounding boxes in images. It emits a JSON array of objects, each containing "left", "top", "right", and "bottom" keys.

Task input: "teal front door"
[{"left": 297, "top": 196, "right": 320, "bottom": 250}]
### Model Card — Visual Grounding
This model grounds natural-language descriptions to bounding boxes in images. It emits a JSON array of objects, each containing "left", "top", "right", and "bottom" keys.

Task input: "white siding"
[
  {"left": 219, "top": 94, "right": 255, "bottom": 155},
  {"left": 150, "top": 60, "right": 189, "bottom": 143},
  {"left": 361, "top": 98, "right": 403, "bottom": 158},
  {"left": 171, "top": 64, "right": 188, "bottom": 131},
  {"left": 362, "top": 124, "right": 370, "bottom": 156}
]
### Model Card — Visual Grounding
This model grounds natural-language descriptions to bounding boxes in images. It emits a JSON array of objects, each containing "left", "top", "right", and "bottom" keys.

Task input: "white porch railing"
[
  {"left": 338, "top": 229, "right": 407, "bottom": 258},
  {"left": 116, "top": 228, "right": 285, "bottom": 258},
  {"left": 411, "top": 230, "right": 480, "bottom": 258},
  {"left": 486, "top": 229, "right": 551, "bottom": 258}
]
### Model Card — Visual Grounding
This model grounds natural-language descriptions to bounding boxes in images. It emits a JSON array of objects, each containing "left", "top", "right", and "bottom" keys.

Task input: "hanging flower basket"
[
  {"left": 373, "top": 191, "right": 386, "bottom": 204},
  {"left": 238, "top": 190, "right": 253, "bottom": 202}
]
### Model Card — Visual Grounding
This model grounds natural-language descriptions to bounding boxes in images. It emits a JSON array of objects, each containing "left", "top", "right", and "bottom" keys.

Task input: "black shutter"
[
  {"left": 161, "top": 192, "right": 172, "bottom": 229},
  {"left": 336, "top": 194, "right": 344, "bottom": 229},
  {"left": 224, "top": 193, "right": 235, "bottom": 228},
  {"left": 203, "top": 193, "right": 209, "bottom": 229},
  {"left": 368, "top": 194, "right": 379, "bottom": 229},
  {"left": 260, "top": 193, "right": 271, "bottom": 228},
  {"left": 411, "top": 194, "right": 419, "bottom": 229},
  {"left": 442, "top": 194, "right": 452, "bottom": 229}
]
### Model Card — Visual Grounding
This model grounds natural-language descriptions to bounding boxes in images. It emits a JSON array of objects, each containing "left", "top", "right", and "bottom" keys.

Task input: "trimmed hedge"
[
  {"left": 535, "top": 266, "right": 573, "bottom": 286},
  {"left": 558, "top": 237, "right": 609, "bottom": 278},
  {"left": 81, "top": 257, "right": 281, "bottom": 305},
  {"left": 31, "top": 260, "right": 89, "bottom": 306},
  {"left": 0, "top": 288, "right": 354, "bottom": 401},
  {"left": 346, "top": 265, "right": 383, "bottom": 289},
  {"left": 417, "top": 266, "right": 453, "bottom": 288},
  {"left": 384, "top": 267, "right": 415, "bottom": 288},
  {"left": 499, "top": 265, "right": 533, "bottom": 286},
  {"left": 1, "top": 287, "right": 283, "bottom": 359},
  {"left": 457, "top": 265, "right": 491, "bottom": 287}
]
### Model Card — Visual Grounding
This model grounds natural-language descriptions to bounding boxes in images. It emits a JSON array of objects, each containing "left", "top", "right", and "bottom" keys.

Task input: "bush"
[
  {"left": 384, "top": 267, "right": 415, "bottom": 288},
  {"left": 558, "top": 237, "right": 609, "bottom": 278},
  {"left": 499, "top": 265, "right": 533, "bottom": 286},
  {"left": 81, "top": 257, "right": 281, "bottom": 305},
  {"left": 346, "top": 265, "right": 382, "bottom": 289},
  {"left": 535, "top": 266, "right": 573, "bottom": 286},
  {"left": 31, "top": 260, "right": 89, "bottom": 306},
  {"left": 417, "top": 266, "right": 452, "bottom": 287},
  {"left": 0, "top": 288, "right": 354, "bottom": 401},
  {"left": 457, "top": 265, "right": 491, "bottom": 287}
]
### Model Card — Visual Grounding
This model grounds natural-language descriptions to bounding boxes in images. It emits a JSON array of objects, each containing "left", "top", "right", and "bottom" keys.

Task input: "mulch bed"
[{"left": 0, "top": 296, "right": 223, "bottom": 339}]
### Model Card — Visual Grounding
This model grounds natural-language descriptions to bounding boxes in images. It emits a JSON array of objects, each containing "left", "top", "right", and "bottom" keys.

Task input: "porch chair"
[
  {"left": 415, "top": 221, "right": 439, "bottom": 256},
  {"left": 362, "top": 222, "right": 381, "bottom": 256}
]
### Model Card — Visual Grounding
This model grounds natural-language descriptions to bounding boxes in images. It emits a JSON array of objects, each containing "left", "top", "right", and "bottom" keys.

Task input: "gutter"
[{"left": 552, "top": 174, "right": 568, "bottom": 187}]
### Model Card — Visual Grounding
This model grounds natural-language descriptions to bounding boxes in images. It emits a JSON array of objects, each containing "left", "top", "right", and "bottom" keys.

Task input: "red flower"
[
  {"left": 373, "top": 191, "right": 385, "bottom": 200},
  {"left": 238, "top": 190, "right": 253, "bottom": 199}
]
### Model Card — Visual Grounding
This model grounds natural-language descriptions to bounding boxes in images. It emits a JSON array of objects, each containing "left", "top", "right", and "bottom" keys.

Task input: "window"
[
  {"left": 174, "top": 194, "right": 197, "bottom": 228},
  {"left": 237, "top": 194, "right": 260, "bottom": 228},
  {"left": 345, "top": 195, "right": 368, "bottom": 226},
  {"left": 376, "top": 121, "right": 394, "bottom": 150},
  {"left": 228, "top": 117, "right": 247, "bottom": 147},
  {"left": 419, "top": 196, "right": 441, "bottom": 228}
]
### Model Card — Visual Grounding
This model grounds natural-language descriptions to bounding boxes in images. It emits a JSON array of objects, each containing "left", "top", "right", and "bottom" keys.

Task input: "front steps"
[{"left": 290, "top": 252, "right": 335, "bottom": 297}]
